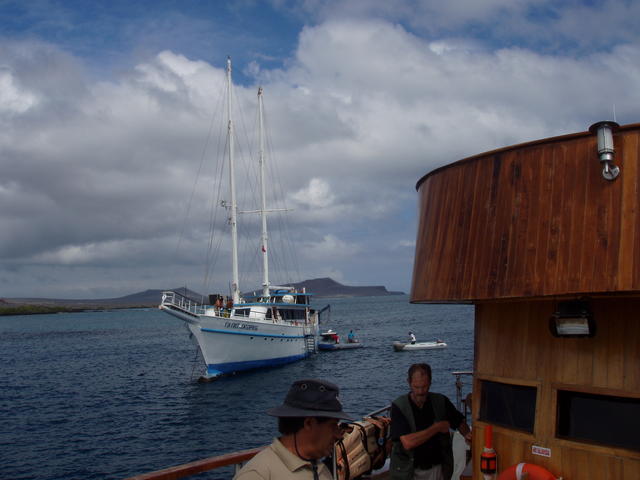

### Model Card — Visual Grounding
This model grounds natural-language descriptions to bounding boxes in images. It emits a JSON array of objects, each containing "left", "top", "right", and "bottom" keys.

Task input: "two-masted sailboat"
[{"left": 159, "top": 58, "right": 320, "bottom": 379}]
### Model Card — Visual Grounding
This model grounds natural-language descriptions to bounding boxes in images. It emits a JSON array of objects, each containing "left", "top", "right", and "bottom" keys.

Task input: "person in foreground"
[
  {"left": 390, "top": 363, "right": 472, "bottom": 480},
  {"left": 234, "top": 379, "right": 352, "bottom": 480}
]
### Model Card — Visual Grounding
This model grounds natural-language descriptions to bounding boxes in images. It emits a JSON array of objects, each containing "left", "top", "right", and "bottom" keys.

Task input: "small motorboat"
[
  {"left": 318, "top": 330, "right": 364, "bottom": 351},
  {"left": 393, "top": 340, "right": 447, "bottom": 351}
]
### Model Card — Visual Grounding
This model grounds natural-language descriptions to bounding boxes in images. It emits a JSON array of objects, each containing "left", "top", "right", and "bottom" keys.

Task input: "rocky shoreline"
[{"left": 1, "top": 277, "right": 404, "bottom": 315}]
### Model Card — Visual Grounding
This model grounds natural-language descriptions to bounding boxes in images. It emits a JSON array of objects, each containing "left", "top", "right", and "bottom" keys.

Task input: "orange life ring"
[{"left": 497, "top": 463, "right": 558, "bottom": 480}]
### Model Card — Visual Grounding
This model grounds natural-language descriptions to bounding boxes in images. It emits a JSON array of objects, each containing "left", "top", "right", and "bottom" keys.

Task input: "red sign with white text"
[{"left": 531, "top": 445, "right": 551, "bottom": 457}]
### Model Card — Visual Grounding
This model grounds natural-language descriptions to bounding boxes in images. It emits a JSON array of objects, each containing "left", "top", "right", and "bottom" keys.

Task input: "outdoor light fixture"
[
  {"left": 549, "top": 300, "right": 595, "bottom": 337},
  {"left": 589, "top": 121, "right": 620, "bottom": 181}
]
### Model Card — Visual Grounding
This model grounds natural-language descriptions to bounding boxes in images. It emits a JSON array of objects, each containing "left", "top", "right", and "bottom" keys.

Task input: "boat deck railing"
[
  {"left": 161, "top": 291, "right": 208, "bottom": 316},
  {"left": 162, "top": 291, "right": 322, "bottom": 331},
  {"left": 123, "top": 446, "right": 263, "bottom": 480},
  {"left": 123, "top": 406, "right": 392, "bottom": 480},
  {"left": 452, "top": 371, "right": 473, "bottom": 422},
  {"left": 161, "top": 291, "right": 320, "bottom": 322}
]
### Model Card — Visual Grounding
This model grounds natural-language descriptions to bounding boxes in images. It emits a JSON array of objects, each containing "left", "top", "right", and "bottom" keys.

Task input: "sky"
[{"left": 1, "top": 0, "right": 640, "bottom": 299}]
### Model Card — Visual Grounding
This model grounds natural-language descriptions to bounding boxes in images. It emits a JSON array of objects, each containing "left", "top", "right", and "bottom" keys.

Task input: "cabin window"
[
  {"left": 279, "top": 309, "right": 306, "bottom": 321},
  {"left": 557, "top": 390, "right": 640, "bottom": 450},
  {"left": 479, "top": 380, "right": 537, "bottom": 433}
]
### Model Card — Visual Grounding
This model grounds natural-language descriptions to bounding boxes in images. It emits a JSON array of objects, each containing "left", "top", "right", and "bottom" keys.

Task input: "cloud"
[
  {"left": 291, "top": 177, "right": 335, "bottom": 208},
  {"left": 278, "top": 0, "right": 640, "bottom": 53},
  {"left": 394, "top": 239, "right": 416, "bottom": 249},
  {"left": 300, "top": 234, "right": 361, "bottom": 260},
  {"left": 0, "top": 68, "right": 38, "bottom": 114},
  {"left": 1, "top": 6, "right": 640, "bottom": 297},
  {"left": 32, "top": 241, "right": 135, "bottom": 266},
  {"left": 29, "top": 237, "right": 179, "bottom": 266}
]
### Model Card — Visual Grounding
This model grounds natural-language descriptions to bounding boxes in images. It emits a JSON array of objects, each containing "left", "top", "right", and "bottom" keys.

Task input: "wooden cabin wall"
[
  {"left": 411, "top": 125, "right": 640, "bottom": 303},
  {"left": 472, "top": 298, "right": 640, "bottom": 479}
]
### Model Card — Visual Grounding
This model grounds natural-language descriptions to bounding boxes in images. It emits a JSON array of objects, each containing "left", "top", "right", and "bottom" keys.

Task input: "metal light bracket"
[{"left": 589, "top": 121, "right": 620, "bottom": 181}]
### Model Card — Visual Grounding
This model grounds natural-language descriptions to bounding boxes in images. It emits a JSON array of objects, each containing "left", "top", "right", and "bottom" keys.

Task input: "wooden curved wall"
[
  {"left": 473, "top": 298, "right": 640, "bottom": 479},
  {"left": 411, "top": 124, "right": 640, "bottom": 302}
]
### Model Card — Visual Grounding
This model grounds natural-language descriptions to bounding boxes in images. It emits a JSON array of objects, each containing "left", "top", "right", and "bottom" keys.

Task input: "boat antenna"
[{"left": 227, "top": 56, "right": 240, "bottom": 304}]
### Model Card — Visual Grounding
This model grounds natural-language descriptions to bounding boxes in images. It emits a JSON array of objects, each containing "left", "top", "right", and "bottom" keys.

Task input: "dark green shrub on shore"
[{"left": 0, "top": 305, "right": 76, "bottom": 316}]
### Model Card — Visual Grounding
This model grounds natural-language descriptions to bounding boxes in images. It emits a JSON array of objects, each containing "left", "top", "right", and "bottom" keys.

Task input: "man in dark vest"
[{"left": 390, "top": 363, "right": 471, "bottom": 480}]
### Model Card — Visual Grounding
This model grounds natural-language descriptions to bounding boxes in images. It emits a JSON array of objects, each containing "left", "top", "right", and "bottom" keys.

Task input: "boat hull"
[
  {"left": 161, "top": 304, "right": 313, "bottom": 377},
  {"left": 393, "top": 341, "right": 447, "bottom": 351}
]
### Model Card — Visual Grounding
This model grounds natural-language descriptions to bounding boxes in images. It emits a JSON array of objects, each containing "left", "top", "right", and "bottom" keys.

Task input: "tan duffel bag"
[{"left": 335, "top": 416, "right": 391, "bottom": 480}]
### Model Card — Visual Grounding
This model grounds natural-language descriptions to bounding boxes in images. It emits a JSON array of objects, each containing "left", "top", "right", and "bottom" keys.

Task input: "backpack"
[{"left": 335, "top": 416, "right": 392, "bottom": 480}]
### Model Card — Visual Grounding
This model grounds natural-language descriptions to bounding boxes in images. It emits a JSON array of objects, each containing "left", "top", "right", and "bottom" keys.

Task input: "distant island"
[
  {"left": 282, "top": 277, "right": 404, "bottom": 298},
  {"left": 0, "top": 278, "right": 404, "bottom": 315}
]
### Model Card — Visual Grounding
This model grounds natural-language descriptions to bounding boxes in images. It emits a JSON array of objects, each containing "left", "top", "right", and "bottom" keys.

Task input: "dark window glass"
[
  {"left": 479, "top": 380, "right": 537, "bottom": 433},
  {"left": 280, "top": 309, "right": 305, "bottom": 320},
  {"left": 557, "top": 391, "right": 640, "bottom": 450}
]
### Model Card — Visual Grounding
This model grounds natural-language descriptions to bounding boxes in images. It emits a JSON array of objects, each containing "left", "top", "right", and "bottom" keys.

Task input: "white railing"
[
  {"left": 160, "top": 291, "right": 208, "bottom": 316},
  {"left": 162, "top": 291, "right": 316, "bottom": 324}
]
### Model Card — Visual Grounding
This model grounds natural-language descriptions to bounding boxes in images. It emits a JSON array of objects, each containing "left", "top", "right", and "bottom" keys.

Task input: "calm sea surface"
[{"left": 0, "top": 295, "right": 474, "bottom": 480}]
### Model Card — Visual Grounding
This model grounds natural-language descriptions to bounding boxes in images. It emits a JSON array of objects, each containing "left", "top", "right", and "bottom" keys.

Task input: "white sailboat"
[{"left": 160, "top": 58, "right": 321, "bottom": 379}]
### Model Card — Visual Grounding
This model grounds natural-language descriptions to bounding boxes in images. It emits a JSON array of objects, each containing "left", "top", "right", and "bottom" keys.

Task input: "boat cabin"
[
  {"left": 240, "top": 288, "right": 314, "bottom": 321},
  {"left": 411, "top": 122, "right": 640, "bottom": 479},
  {"left": 320, "top": 329, "right": 340, "bottom": 343}
]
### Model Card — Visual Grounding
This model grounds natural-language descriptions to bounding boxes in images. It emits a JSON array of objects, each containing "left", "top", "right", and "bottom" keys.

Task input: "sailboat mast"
[
  {"left": 258, "top": 87, "right": 270, "bottom": 298},
  {"left": 227, "top": 57, "right": 240, "bottom": 304}
]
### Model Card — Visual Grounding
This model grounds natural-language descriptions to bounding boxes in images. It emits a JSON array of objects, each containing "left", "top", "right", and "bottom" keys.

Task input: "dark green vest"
[{"left": 389, "top": 393, "right": 454, "bottom": 480}]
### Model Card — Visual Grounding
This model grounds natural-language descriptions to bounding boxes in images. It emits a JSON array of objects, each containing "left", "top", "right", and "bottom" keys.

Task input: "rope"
[{"left": 190, "top": 345, "right": 203, "bottom": 382}]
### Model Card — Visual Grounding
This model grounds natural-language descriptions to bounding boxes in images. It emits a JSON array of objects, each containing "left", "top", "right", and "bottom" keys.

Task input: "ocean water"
[{"left": 0, "top": 295, "right": 474, "bottom": 480}]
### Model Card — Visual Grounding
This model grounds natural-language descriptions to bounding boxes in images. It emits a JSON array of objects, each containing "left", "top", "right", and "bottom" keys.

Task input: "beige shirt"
[{"left": 234, "top": 437, "right": 333, "bottom": 480}]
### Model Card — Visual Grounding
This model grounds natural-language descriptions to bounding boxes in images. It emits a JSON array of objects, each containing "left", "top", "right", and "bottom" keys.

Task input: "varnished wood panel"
[
  {"left": 475, "top": 299, "right": 640, "bottom": 393},
  {"left": 411, "top": 124, "right": 640, "bottom": 302},
  {"left": 472, "top": 299, "right": 640, "bottom": 479}
]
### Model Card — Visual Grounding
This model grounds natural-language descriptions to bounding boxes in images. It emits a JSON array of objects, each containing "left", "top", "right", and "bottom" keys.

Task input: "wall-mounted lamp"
[
  {"left": 589, "top": 121, "right": 620, "bottom": 181},
  {"left": 550, "top": 300, "right": 595, "bottom": 337}
]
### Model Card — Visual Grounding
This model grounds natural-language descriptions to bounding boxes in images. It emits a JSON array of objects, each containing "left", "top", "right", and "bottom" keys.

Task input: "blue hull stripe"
[
  {"left": 200, "top": 327, "right": 304, "bottom": 339},
  {"left": 207, "top": 353, "right": 307, "bottom": 376}
]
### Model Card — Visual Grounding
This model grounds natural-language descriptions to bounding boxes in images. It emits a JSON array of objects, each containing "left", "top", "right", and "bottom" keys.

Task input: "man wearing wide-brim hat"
[{"left": 234, "top": 379, "right": 352, "bottom": 480}]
